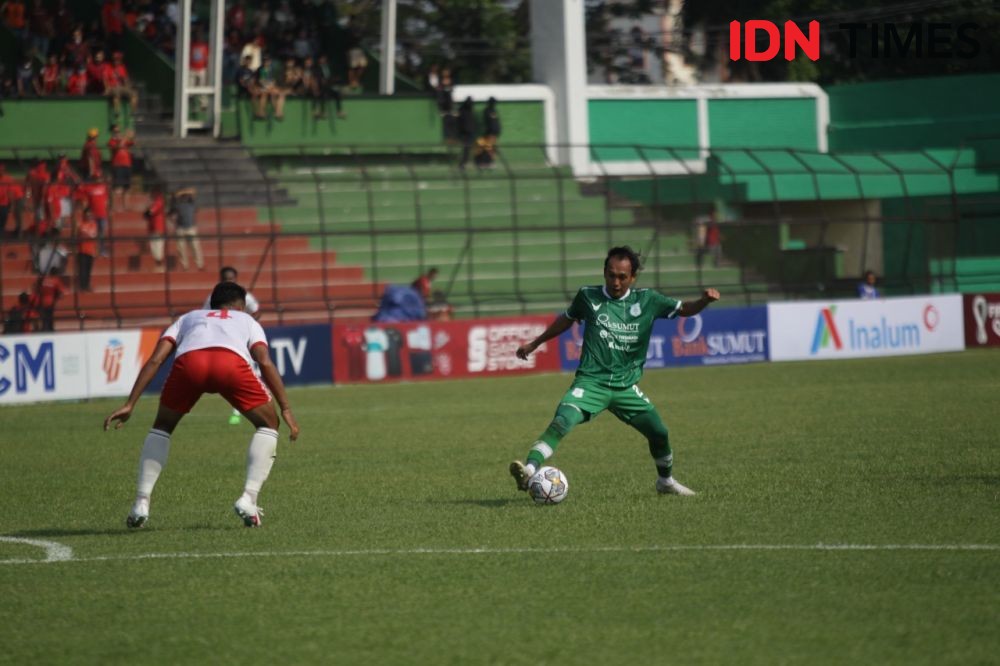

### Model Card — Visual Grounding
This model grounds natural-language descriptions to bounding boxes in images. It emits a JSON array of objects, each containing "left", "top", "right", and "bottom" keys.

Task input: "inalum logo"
[{"left": 810, "top": 306, "right": 843, "bottom": 354}]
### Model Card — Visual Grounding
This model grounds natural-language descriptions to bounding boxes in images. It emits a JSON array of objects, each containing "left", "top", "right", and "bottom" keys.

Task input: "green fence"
[{"left": 2, "top": 139, "right": 999, "bottom": 329}]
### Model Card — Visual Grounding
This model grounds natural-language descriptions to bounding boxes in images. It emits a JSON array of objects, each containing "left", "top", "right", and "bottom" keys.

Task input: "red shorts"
[{"left": 161, "top": 348, "right": 270, "bottom": 414}]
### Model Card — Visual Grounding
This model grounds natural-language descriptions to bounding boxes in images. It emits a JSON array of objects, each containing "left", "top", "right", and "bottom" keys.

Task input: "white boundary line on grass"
[
  {"left": 1, "top": 541, "right": 998, "bottom": 566},
  {"left": 0, "top": 537, "right": 75, "bottom": 564}
]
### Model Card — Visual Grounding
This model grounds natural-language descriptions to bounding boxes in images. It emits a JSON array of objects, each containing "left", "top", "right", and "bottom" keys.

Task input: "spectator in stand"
[
  {"left": 300, "top": 55, "right": 319, "bottom": 114},
  {"left": 87, "top": 51, "right": 107, "bottom": 94},
  {"left": 26, "top": 157, "right": 49, "bottom": 223},
  {"left": 75, "top": 210, "right": 98, "bottom": 291},
  {"left": 4, "top": 292, "right": 38, "bottom": 333},
  {"left": 292, "top": 29, "right": 313, "bottom": 60},
  {"left": 33, "top": 225, "right": 63, "bottom": 272},
  {"left": 27, "top": 0, "right": 53, "bottom": 59},
  {"left": 2, "top": 0, "right": 26, "bottom": 45},
  {"left": 107, "top": 51, "right": 137, "bottom": 118},
  {"left": 101, "top": 0, "right": 125, "bottom": 53},
  {"left": 227, "top": 0, "right": 246, "bottom": 35},
  {"left": 170, "top": 187, "right": 203, "bottom": 271},
  {"left": 411, "top": 267, "right": 438, "bottom": 301},
  {"left": 240, "top": 34, "right": 263, "bottom": 72},
  {"left": 457, "top": 97, "right": 476, "bottom": 169},
  {"left": 144, "top": 186, "right": 167, "bottom": 271},
  {"left": 254, "top": 55, "right": 285, "bottom": 120},
  {"left": 66, "top": 62, "right": 87, "bottom": 95},
  {"left": 345, "top": 18, "right": 366, "bottom": 92},
  {"left": 280, "top": 57, "right": 302, "bottom": 96},
  {"left": 52, "top": 0, "right": 74, "bottom": 56},
  {"left": 858, "top": 270, "right": 880, "bottom": 300},
  {"left": 1, "top": 165, "right": 25, "bottom": 238},
  {"left": 108, "top": 124, "right": 134, "bottom": 212},
  {"left": 482, "top": 97, "right": 501, "bottom": 164},
  {"left": 34, "top": 266, "right": 65, "bottom": 330},
  {"left": 695, "top": 213, "right": 723, "bottom": 269},
  {"left": 235, "top": 54, "right": 258, "bottom": 108},
  {"left": 425, "top": 64, "right": 439, "bottom": 93},
  {"left": 64, "top": 28, "right": 91, "bottom": 70},
  {"left": 16, "top": 57, "right": 39, "bottom": 97},
  {"left": 74, "top": 172, "right": 110, "bottom": 255},
  {"left": 81, "top": 127, "right": 103, "bottom": 179},
  {"left": 47, "top": 157, "right": 75, "bottom": 231},
  {"left": 0, "top": 164, "right": 13, "bottom": 235},
  {"left": 437, "top": 67, "right": 455, "bottom": 140},
  {"left": 40, "top": 54, "right": 62, "bottom": 94},
  {"left": 190, "top": 27, "right": 210, "bottom": 113},
  {"left": 313, "top": 54, "right": 345, "bottom": 119}
]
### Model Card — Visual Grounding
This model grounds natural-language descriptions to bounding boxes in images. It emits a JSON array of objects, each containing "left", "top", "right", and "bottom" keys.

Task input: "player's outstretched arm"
[
  {"left": 516, "top": 314, "right": 575, "bottom": 360},
  {"left": 251, "top": 344, "right": 300, "bottom": 441},
  {"left": 103, "top": 338, "right": 175, "bottom": 431},
  {"left": 678, "top": 288, "right": 721, "bottom": 317}
]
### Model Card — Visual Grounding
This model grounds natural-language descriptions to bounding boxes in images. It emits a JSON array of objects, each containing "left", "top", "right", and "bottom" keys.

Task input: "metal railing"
[{"left": 2, "top": 139, "right": 999, "bottom": 331}]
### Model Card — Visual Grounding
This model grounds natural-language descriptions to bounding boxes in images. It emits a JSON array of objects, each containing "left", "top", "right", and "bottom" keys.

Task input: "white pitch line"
[
  {"left": 0, "top": 537, "right": 74, "bottom": 564},
  {"left": 1, "top": 543, "right": 998, "bottom": 566}
]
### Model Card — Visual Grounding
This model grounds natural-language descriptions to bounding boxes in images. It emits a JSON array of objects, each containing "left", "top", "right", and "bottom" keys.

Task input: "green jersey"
[{"left": 565, "top": 286, "right": 682, "bottom": 388}]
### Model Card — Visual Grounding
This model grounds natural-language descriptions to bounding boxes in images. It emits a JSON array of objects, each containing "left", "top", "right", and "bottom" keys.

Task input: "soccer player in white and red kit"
[{"left": 104, "top": 281, "right": 300, "bottom": 528}]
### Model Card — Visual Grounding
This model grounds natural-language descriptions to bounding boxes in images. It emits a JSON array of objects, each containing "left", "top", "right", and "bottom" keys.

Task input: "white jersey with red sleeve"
[{"left": 162, "top": 309, "right": 268, "bottom": 366}]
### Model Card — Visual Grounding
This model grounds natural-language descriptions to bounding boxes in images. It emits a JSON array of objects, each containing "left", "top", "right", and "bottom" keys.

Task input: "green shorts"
[{"left": 558, "top": 378, "right": 656, "bottom": 424}]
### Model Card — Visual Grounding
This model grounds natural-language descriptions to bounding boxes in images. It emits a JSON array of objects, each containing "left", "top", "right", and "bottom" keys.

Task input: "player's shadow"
[
  {"left": 432, "top": 499, "right": 520, "bottom": 509},
  {"left": 9, "top": 525, "right": 219, "bottom": 538}
]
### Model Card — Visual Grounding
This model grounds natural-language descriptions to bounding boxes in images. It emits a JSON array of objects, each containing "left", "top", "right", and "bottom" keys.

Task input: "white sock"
[
  {"left": 525, "top": 463, "right": 537, "bottom": 477},
  {"left": 136, "top": 429, "right": 171, "bottom": 500},
  {"left": 243, "top": 427, "right": 278, "bottom": 504}
]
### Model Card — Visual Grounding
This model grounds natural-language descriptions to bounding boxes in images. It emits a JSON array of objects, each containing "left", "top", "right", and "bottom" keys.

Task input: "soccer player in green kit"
[{"left": 511, "top": 246, "right": 720, "bottom": 496}]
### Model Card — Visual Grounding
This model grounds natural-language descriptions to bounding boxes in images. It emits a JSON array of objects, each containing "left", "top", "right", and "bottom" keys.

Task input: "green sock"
[
  {"left": 630, "top": 410, "right": 673, "bottom": 478},
  {"left": 526, "top": 403, "right": 585, "bottom": 469}
]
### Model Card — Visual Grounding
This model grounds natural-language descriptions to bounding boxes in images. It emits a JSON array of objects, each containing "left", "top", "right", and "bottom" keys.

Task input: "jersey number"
[{"left": 206, "top": 310, "right": 231, "bottom": 319}]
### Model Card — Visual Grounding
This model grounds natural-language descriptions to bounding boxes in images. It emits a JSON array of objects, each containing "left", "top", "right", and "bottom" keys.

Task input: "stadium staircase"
[
  {"left": 0, "top": 195, "right": 384, "bottom": 330},
  {"left": 264, "top": 158, "right": 743, "bottom": 316}
]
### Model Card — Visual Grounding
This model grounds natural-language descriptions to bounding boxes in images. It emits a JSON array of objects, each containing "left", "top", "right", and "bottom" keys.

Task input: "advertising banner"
[
  {"left": 964, "top": 293, "right": 1000, "bottom": 348},
  {"left": 332, "top": 316, "right": 560, "bottom": 384},
  {"left": 0, "top": 332, "right": 89, "bottom": 404},
  {"left": 768, "top": 295, "right": 964, "bottom": 361},
  {"left": 560, "top": 306, "right": 769, "bottom": 371},
  {"left": 263, "top": 324, "right": 333, "bottom": 386},
  {"left": 85, "top": 330, "right": 161, "bottom": 398}
]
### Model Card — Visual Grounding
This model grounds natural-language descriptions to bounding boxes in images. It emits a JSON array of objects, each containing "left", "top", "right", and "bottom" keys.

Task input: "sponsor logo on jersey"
[
  {"left": 590, "top": 302, "right": 602, "bottom": 311},
  {"left": 596, "top": 313, "right": 640, "bottom": 332}
]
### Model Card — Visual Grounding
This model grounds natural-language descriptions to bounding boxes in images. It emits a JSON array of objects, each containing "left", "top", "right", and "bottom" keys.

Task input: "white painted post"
[
  {"left": 530, "top": 0, "right": 589, "bottom": 174},
  {"left": 173, "top": 0, "right": 192, "bottom": 136},
  {"left": 379, "top": 0, "right": 397, "bottom": 95},
  {"left": 210, "top": 0, "right": 225, "bottom": 137}
]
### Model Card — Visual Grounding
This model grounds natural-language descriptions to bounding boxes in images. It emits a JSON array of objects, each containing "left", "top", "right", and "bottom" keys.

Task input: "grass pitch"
[{"left": 1, "top": 351, "right": 998, "bottom": 664}]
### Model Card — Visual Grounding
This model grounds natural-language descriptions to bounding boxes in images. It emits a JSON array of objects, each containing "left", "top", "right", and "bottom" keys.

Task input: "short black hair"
[
  {"left": 604, "top": 246, "right": 642, "bottom": 275},
  {"left": 219, "top": 266, "right": 238, "bottom": 280},
  {"left": 209, "top": 281, "right": 247, "bottom": 309}
]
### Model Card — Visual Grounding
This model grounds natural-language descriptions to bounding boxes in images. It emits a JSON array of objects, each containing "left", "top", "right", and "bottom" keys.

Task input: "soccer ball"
[{"left": 528, "top": 466, "right": 569, "bottom": 505}]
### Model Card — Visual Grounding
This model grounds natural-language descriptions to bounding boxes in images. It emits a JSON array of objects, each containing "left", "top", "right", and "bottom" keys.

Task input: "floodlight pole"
[{"left": 379, "top": 0, "right": 397, "bottom": 95}]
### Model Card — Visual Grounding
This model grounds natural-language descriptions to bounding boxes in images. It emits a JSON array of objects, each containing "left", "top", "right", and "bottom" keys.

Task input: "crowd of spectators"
[
  {"left": 1, "top": 1, "right": 138, "bottom": 120},
  {"left": 0, "top": 124, "right": 136, "bottom": 331}
]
